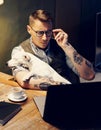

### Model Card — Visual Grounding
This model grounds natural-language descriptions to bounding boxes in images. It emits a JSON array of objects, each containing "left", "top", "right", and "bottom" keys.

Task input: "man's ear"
[{"left": 27, "top": 25, "right": 31, "bottom": 34}]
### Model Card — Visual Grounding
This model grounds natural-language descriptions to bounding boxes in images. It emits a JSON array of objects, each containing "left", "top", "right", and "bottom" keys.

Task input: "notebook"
[
  {"left": 0, "top": 102, "right": 21, "bottom": 125},
  {"left": 33, "top": 82, "right": 101, "bottom": 129}
]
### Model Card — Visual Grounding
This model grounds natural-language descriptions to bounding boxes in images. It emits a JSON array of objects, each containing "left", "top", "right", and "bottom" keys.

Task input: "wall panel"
[{"left": 55, "top": 0, "right": 101, "bottom": 63}]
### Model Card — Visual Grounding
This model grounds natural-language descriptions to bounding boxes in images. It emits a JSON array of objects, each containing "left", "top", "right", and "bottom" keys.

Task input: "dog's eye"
[
  {"left": 24, "top": 55, "right": 30, "bottom": 62},
  {"left": 19, "top": 63, "right": 23, "bottom": 66},
  {"left": 24, "top": 56, "right": 27, "bottom": 59}
]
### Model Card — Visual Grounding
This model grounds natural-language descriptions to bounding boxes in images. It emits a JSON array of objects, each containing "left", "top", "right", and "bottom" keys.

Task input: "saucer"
[{"left": 8, "top": 93, "right": 27, "bottom": 102}]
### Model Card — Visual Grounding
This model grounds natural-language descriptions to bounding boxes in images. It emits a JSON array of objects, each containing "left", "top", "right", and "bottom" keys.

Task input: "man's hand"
[{"left": 52, "top": 29, "right": 68, "bottom": 48}]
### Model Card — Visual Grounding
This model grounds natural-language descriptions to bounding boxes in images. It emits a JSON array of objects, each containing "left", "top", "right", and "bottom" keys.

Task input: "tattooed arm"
[
  {"left": 62, "top": 43, "right": 95, "bottom": 80},
  {"left": 14, "top": 71, "right": 60, "bottom": 90},
  {"left": 53, "top": 29, "right": 95, "bottom": 80}
]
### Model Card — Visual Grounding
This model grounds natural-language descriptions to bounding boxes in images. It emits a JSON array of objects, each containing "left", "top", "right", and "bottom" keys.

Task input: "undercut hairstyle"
[{"left": 29, "top": 9, "right": 53, "bottom": 26}]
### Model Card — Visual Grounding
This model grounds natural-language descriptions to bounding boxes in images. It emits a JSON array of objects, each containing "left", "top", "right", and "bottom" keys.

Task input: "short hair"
[{"left": 29, "top": 9, "right": 53, "bottom": 26}]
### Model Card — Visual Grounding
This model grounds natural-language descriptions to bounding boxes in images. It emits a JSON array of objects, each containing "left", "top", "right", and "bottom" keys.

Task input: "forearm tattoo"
[
  {"left": 67, "top": 42, "right": 71, "bottom": 46},
  {"left": 73, "top": 51, "right": 83, "bottom": 65},
  {"left": 85, "top": 60, "right": 92, "bottom": 68}
]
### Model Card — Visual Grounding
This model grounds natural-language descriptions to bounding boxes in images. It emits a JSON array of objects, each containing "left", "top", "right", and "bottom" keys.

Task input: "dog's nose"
[{"left": 5, "top": 62, "right": 8, "bottom": 66}]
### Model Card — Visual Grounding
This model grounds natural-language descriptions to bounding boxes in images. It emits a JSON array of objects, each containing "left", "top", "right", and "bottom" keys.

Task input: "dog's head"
[{"left": 6, "top": 54, "right": 32, "bottom": 71}]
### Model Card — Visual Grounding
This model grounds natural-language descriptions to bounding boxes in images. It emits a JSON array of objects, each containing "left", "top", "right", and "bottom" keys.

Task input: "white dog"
[{"left": 7, "top": 51, "right": 71, "bottom": 85}]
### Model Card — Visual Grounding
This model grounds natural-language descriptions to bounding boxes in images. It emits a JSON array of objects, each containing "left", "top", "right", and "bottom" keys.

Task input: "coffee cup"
[{"left": 10, "top": 87, "right": 25, "bottom": 99}]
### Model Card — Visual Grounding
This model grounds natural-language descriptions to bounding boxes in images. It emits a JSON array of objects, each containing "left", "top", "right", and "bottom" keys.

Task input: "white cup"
[{"left": 10, "top": 87, "right": 25, "bottom": 99}]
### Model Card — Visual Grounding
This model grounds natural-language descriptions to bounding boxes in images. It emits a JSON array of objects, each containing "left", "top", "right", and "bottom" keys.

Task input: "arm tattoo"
[
  {"left": 67, "top": 42, "right": 71, "bottom": 46},
  {"left": 85, "top": 60, "right": 92, "bottom": 68},
  {"left": 73, "top": 51, "right": 83, "bottom": 65},
  {"left": 34, "top": 82, "right": 50, "bottom": 90},
  {"left": 84, "top": 71, "right": 91, "bottom": 77},
  {"left": 73, "top": 67, "right": 80, "bottom": 76},
  {"left": 66, "top": 55, "right": 80, "bottom": 76}
]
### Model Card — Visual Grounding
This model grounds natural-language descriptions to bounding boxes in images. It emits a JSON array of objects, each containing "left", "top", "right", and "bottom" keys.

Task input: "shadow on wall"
[
  {"left": 0, "top": 1, "right": 29, "bottom": 74},
  {"left": 0, "top": 17, "right": 17, "bottom": 74}
]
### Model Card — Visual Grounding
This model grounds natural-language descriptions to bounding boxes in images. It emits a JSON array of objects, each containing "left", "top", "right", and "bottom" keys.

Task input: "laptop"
[{"left": 33, "top": 82, "right": 101, "bottom": 129}]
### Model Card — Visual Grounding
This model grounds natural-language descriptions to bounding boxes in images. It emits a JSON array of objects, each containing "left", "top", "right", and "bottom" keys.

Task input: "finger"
[
  {"left": 54, "top": 32, "right": 62, "bottom": 40},
  {"left": 55, "top": 32, "right": 66, "bottom": 42},
  {"left": 53, "top": 28, "right": 63, "bottom": 33},
  {"left": 52, "top": 29, "right": 63, "bottom": 37}
]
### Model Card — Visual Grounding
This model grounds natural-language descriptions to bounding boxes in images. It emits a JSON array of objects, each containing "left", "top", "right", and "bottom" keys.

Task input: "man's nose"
[{"left": 42, "top": 33, "right": 47, "bottom": 40}]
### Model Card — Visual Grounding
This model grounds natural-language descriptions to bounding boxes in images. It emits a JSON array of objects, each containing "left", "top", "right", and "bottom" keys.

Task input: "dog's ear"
[{"left": 24, "top": 55, "right": 31, "bottom": 62}]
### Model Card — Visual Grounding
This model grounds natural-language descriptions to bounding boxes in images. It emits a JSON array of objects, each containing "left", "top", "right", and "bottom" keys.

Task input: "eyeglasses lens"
[{"left": 37, "top": 30, "right": 52, "bottom": 37}]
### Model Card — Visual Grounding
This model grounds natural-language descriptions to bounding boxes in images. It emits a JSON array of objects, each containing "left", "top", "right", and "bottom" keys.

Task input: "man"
[{"left": 10, "top": 9, "right": 95, "bottom": 90}]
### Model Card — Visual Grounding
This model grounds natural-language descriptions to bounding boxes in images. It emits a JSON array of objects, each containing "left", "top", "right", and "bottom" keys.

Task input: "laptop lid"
[{"left": 42, "top": 82, "right": 101, "bottom": 129}]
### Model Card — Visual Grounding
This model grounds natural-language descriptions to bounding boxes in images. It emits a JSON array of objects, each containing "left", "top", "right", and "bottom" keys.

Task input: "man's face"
[{"left": 27, "top": 19, "right": 52, "bottom": 49}]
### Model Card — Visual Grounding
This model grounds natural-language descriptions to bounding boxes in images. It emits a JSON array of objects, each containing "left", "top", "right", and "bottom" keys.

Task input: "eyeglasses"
[{"left": 30, "top": 26, "right": 52, "bottom": 37}]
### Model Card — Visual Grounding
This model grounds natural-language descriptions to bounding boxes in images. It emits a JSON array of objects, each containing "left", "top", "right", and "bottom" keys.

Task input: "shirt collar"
[{"left": 29, "top": 37, "right": 50, "bottom": 54}]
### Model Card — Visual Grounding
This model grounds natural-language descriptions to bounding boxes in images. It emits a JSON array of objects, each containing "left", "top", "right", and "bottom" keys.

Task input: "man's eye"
[{"left": 37, "top": 31, "right": 44, "bottom": 35}]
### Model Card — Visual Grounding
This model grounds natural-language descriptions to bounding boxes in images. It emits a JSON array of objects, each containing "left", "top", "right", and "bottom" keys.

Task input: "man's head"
[{"left": 27, "top": 9, "right": 53, "bottom": 49}]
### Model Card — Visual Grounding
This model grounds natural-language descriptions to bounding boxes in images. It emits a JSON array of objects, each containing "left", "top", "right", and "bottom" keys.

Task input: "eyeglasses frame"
[{"left": 30, "top": 26, "right": 52, "bottom": 37}]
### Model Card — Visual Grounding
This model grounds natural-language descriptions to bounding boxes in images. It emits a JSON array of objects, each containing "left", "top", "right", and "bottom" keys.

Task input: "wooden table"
[{"left": 0, "top": 72, "right": 59, "bottom": 130}]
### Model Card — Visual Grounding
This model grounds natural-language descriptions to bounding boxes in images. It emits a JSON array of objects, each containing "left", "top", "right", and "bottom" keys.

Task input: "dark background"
[{"left": 0, "top": 0, "right": 101, "bottom": 74}]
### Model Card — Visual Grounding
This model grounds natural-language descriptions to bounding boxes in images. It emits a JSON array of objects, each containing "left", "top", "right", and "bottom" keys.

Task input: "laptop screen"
[{"left": 43, "top": 82, "right": 101, "bottom": 129}]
